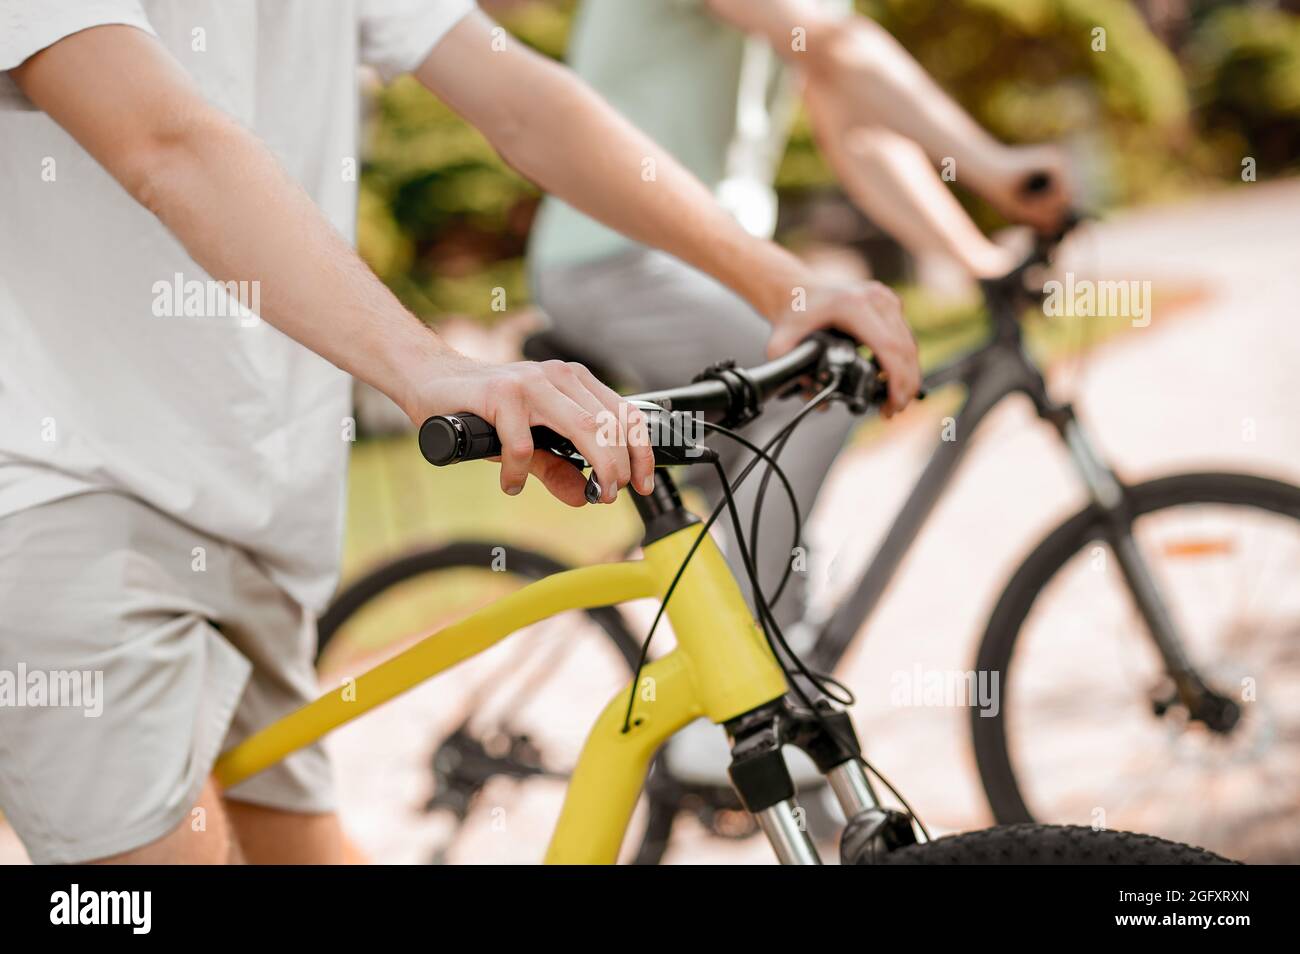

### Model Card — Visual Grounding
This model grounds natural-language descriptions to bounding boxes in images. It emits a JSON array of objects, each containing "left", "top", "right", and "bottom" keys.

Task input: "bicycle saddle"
[{"left": 521, "top": 329, "right": 627, "bottom": 391}]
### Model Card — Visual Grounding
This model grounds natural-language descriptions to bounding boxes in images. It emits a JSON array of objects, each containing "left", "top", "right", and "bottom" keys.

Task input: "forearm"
[
  {"left": 415, "top": 14, "right": 808, "bottom": 321},
  {"left": 132, "top": 115, "right": 448, "bottom": 416},
  {"left": 706, "top": 0, "right": 1009, "bottom": 191},
  {"left": 519, "top": 72, "right": 803, "bottom": 315},
  {"left": 13, "top": 25, "right": 449, "bottom": 421},
  {"left": 809, "top": 19, "right": 1009, "bottom": 190},
  {"left": 809, "top": 94, "right": 1014, "bottom": 278}
]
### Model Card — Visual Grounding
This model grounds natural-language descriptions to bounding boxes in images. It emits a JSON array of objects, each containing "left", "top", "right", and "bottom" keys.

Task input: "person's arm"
[
  {"left": 415, "top": 11, "right": 919, "bottom": 415},
  {"left": 10, "top": 24, "right": 653, "bottom": 505},
  {"left": 804, "top": 86, "right": 1017, "bottom": 278},
  {"left": 703, "top": 0, "right": 1072, "bottom": 233}
]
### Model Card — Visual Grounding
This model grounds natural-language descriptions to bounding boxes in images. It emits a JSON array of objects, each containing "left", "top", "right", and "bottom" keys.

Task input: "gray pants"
[{"left": 532, "top": 247, "right": 857, "bottom": 628}]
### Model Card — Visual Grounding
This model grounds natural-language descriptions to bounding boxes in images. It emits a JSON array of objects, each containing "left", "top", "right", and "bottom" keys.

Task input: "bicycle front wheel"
[
  {"left": 316, "top": 541, "right": 677, "bottom": 865},
  {"left": 850, "top": 824, "right": 1235, "bottom": 864},
  {"left": 973, "top": 472, "right": 1300, "bottom": 863}
]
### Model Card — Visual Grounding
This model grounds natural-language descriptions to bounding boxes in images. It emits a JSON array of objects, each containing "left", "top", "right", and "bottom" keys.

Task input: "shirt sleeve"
[
  {"left": 358, "top": 0, "right": 476, "bottom": 83},
  {"left": 0, "top": 0, "right": 156, "bottom": 72}
]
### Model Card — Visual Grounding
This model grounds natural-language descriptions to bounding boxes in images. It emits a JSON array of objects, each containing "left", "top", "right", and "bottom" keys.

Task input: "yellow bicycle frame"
[{"left": 213, "top": 522, "right": 788, "bottom": 863}]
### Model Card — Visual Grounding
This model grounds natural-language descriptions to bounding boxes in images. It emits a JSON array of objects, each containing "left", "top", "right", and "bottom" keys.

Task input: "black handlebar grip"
[
  {"left": 419, "top": 413, "right": 574, "bottom": 466},
  {"left": 1021, "top": 170, "right": 1053, "bottom": 196}
]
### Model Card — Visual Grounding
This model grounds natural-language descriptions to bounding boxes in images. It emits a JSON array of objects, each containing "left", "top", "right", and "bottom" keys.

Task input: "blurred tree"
[
  {"left": 830, "top": 0, "right": 1193, "bottom": 217},
  {"left": 357, "top": 1, "right": 575, "bottom": 321},
  {"left": 1183, "top": 4, "right": 1300, "bottom": 179}
]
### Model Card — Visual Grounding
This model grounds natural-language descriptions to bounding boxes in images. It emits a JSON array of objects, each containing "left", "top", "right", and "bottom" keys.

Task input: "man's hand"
[
  {"left": 979, "top": 144, "right": 1075, "bottom": 235},
  {"left": 765, "top": 279, "right": 920, "bottom": 418},
  {"left": 406, "top": 353, "right": 655, "bottom": 507}
]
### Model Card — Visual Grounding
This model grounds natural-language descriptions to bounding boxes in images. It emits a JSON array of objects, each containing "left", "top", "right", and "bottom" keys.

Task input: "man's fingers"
[
  {"left": 860, "top": 283, "right": 919, "bottom": 415},
  {"left": 885, "top": 367, "right": 909, "bottom": 416},
  {"left": 765, "top": 319, "right": 805, "bottom": 359},
  {"left": 550, "top": 363, "right": 650, "bottom": 499},
  {"left": 565, "top": 363, "right": 655, "bottom": 496},
  {"left": 492, "top": 393, "right": 534, "bottom": 496},
  {"left": 541, "top": 360, "right": 611, "bottom": 437},
  {"left": 529, "top": 452, "right": 588, "bottom": 507},
  {"left": 623, "top": 404, "right": 655, "bottom": 495},
  {"left": 526, "top": 381, "right": 628, "bottom": 504},
  {"left": 880, "top": 341, "right": 920, "bottom": 415},
  {"left": 767, "top": 284, "right": 920, "bottom": 417}
]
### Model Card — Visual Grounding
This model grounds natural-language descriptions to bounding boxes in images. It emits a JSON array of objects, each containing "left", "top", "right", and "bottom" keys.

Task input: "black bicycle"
[{"left": 319, "top": 217, "right": 1300, "bottom": 864}]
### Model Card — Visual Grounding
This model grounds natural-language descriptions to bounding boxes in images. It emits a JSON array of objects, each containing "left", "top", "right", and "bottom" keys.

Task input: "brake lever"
[{"left": 549, "top": 407, "right": 719, "bottom": 504}]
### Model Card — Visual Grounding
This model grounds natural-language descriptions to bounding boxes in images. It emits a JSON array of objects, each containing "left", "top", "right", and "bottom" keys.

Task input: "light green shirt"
[{"left": 528, "top": 0, "right": 798, "bottom": 271}]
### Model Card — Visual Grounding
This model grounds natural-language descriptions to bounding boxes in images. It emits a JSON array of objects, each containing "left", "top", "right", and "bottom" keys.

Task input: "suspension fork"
[
  {"left": 725, "top": 695, "right": 920, "bottom": 864},
  {"left": 1044, "top": 401, "right": 1240, "bottom": 729}
]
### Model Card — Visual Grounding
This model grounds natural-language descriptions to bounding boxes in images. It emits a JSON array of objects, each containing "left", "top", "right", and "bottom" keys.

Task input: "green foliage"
[
  {"left": 358, "top": 73, "right": 538, "bottom": 321},
  {"left": 809, "top": 0, "right": 1194, "bottom": 211},
  {"left": 355, "top": 2, "right": 582, "bottom": 321},
  {"left": 1184, "top": 5, "right": 1300, "bottom": 179},
  {"left": 873, "top": 0, "right": 1188, "bottom": 129},
  {"left": 494, "top": 0, "right": 576, "bottom": 57}
]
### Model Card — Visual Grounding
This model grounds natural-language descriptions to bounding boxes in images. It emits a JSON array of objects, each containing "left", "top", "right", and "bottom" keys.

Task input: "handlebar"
[{"left": 419, "top": 333, "right": 884, "bottom": 468}]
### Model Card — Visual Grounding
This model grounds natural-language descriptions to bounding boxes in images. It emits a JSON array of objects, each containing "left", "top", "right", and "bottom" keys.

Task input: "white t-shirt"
[{"left": 0, "top": 0, "right": 474, "bottom": 611}]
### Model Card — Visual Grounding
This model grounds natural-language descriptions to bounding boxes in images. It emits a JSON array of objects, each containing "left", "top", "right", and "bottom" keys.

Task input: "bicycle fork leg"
[
  {"left": 1061, "top": 412, "right": 1198, "bottom": 675},
  {"left": 1057, "top": 409, "right": 1195, "bottom": 666},
  {"left": 1055, "top": 408, "right": 1237, "bottom": 722},
  {"left": 1059, "top": 411, "right": 1239, "bottom": 727},
  {"left": 754, "top": 802, "right": 822, "bottom": 865},
  {"left": 825, "top": 760, "right": 880, "bottom": 819},
  {"left": 726, "top": 695, "right": 923, "bottom": 864},
  {"left": 1108, "top": 526, "right": 1241, "bottom": 728},
  {"left": 726, "top": 700, "right": 823, "bottom": 865},
  {"left": 1108, "top": 528, "right": 1196, "bottom": 675}
]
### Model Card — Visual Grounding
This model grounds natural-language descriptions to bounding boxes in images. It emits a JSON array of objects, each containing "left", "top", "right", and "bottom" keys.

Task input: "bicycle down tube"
[
  {"left": 812, "top": 327, "right": 1209, "bottom": 710},
  {"left": 813, "top": 339, "right": 1056, "bottom": 670}
]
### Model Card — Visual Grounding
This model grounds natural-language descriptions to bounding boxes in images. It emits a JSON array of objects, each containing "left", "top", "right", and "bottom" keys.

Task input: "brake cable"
[
  {"left": 699, "top": 420, "right": 802, "bottom": 607},
  {"left": 618, "top": 440, "right": 804, "bottom": 734},
  {"left": 710, "top": 452, "right": 931, "bottom": 841},
  {"left": 619, "top": 379, "right": 839, "bottom": 735},
  {"left": 702, "top": 418, "right": 852, "bottom": 708},
  {"left": 747, "top": 424, "right": 797, "bottom": 603},
  {"left": 619, "top": 361, "right": 931, "bottom": 839}
]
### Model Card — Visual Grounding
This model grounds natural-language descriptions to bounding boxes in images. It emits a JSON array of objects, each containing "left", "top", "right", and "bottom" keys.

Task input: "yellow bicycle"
[{"left": 214, "top": 334, "right": 1232, "bottom": 864}]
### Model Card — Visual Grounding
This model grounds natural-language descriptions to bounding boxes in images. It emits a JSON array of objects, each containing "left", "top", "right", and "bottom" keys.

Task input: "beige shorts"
[{"left": 0, "top": 491, "right": 333, "bottom": 864}]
